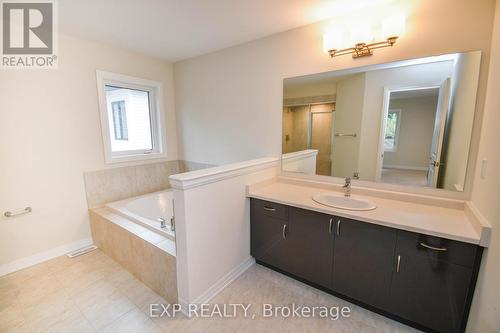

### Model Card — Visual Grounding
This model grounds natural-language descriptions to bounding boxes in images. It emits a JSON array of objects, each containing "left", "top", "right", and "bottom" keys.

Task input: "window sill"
[{"left": 105, "top": 151, "right": 167, "bottom": 164}]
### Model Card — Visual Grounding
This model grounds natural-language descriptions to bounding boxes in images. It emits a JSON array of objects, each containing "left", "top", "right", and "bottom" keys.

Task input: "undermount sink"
[{"left": 312, "top": 192, "right": 377, "bottom": 211}]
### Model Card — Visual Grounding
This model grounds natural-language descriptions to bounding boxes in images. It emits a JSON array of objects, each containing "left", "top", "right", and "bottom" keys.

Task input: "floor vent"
[{"left": 66, "top": 245, "right": 98, "bottom": 258}]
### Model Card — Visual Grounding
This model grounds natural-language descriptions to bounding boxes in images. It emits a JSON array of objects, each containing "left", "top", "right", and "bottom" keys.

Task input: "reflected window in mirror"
[{"left": 384, "top": 109, "right": 401, "bottom": 152}]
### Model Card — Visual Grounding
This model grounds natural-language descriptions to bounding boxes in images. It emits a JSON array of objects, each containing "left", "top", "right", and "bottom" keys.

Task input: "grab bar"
[
  {"left": 4, "top": 207, "right": 32, "bottom": 218},
  {"left": 334, "top": 133, "right": 357, "bottom": 138}
]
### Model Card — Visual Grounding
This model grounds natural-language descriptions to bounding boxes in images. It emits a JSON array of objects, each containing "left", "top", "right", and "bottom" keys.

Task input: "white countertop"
[{"left": 247, "top": 178, "right": 491, "bottom": 246}]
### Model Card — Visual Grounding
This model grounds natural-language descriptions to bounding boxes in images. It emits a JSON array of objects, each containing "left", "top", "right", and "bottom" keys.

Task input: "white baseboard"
[
  {"left": 383, "top": 165, "right": 427, "bottom": 171},
  {"left": 180, "top": 257, "right": 255, "bottom": 317},
  {"left": 0, "top": 237, "right": 94, "bottom": 277}
]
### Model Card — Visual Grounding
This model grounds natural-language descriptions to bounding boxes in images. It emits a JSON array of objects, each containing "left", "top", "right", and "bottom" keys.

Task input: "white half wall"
[
  {"left": 0, "top": 34, "right": 177, "bottom": 268},
  {"left": 169, "top": 158, "right": 278, "bottom": 306},
  {"left": 282, "top": 149, "right": 318, "bottom": 175}
]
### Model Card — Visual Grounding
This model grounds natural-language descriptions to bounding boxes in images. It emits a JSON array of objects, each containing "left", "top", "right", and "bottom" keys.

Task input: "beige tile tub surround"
[
  {"left": 89, "top": 208, "right": 177, "bottom": 304},
  {"left": 84, "top": 161, "right": 178, "bottom": 208},
  {"left": 83, "top": 160, "right": 215, "bottom": 208}
]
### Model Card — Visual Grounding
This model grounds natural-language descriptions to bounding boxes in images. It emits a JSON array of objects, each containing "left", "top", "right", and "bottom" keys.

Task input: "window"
[
  {"left": 96, "top": 71, "right": 165, "bottom": 163},
  {"left": 384, "top": 109, "right": 401, "bottom": 152}
]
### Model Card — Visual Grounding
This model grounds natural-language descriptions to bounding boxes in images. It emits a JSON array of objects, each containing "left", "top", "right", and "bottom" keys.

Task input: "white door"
[{"left": 427, "top": 78, "right": 451, "bottom": 187}]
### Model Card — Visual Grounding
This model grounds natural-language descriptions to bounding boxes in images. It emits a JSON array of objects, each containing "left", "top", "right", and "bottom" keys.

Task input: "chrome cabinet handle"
[
  {"left": 329, "top": 217, "right": 333, "bottom": 234},
  {"left": 396, "top": 255, "right": 401, "bottom": 273},
  {"left": 282, "top": 224, "right": 287, "bottom": 239},
  {"left": 170, "top": 217, "right": 175, "bottom": 232},
  {"left": 336, "top": 219, "right": 341, "bottom": 236},
  {"left": 4, "top": 207, "right": 32, "bottom": 218},
  {"left": 420, "top": 242, "right": 447, "bottom": 252},
  {"left": 263, "top": 206, "right": 276, "bottom": 212}
]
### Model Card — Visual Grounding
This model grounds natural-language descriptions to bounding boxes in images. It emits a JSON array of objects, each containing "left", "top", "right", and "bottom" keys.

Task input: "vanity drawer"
[
  {"left": 396, "top": 230, "right": 478, "bottom": 268},
  {"left": 251, "top": 199, "right": 288, "bottom": 221}
]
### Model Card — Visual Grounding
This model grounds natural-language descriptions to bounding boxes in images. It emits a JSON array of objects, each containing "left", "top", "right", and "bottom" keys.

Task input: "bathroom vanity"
[{"left": 248, "top": 178, "right": 489, "bottom": 333}]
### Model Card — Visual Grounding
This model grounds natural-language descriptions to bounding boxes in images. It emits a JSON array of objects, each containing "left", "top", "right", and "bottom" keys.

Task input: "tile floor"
[
  {"left": 0, "top": 250, "right": 421, "bottom": 333},
  {"left": 381, "top": 168, "right": 428, "bottom": 187}
]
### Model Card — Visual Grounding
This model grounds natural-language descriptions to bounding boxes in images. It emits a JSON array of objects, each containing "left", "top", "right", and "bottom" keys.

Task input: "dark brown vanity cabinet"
[
  {"left": 331, "top": 217, "right": 397, "bottom": 310},
  {"left": 389, "top": 231, "right": 480, "bottom": 333},
  {"left": 250, "top": 200, "right": 334, "bottom": 288},
  {"left": 250, "top": 198, "right": 483, "bottom": 333},
  {"left": 250, "top": 199, "right": 291, "bottom": 272},
  {"left": 286, "top": 207, "right": 334, "bottom": 288}
]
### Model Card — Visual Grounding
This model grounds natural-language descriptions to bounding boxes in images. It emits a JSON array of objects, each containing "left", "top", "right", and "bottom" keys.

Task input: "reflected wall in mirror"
[{"left": 282, "top": 51, "right": 481, "bottom": 192}]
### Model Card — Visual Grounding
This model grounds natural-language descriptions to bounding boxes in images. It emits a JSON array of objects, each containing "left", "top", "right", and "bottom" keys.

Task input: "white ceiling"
[{"left": 58, "top": 0, "right": 395, "bottom": 62}]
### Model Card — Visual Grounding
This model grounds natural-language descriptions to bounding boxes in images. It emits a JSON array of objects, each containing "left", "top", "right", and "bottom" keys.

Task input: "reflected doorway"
[{"left": 378, "top": 80, "right": 451, "bottom": 187}]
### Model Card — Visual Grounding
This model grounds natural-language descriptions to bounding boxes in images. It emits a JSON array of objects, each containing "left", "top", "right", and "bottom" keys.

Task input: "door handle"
[
  {"left": 430, "top": 161, "right": 444, "bottom": 167},
  {"left": 420, "top": 242, "right": 447, "bottom": 252},
  {"left": 336, "top": 219, "right": 341, "bottom": 236},
  {"left": 396, "top": 255, "right": 401, "bottom": 273},
  {"left": 263, "top": 206, "right": 276, "bottom": 212},
  {"left": 282, "top": 224, "right": 287, "bottom": 239},
  {"left": 329, "top": 217, "right": 333, "bottom": 234}
]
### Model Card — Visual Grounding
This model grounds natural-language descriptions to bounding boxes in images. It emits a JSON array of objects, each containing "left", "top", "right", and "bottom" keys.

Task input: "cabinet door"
[
  {"left": 286, "top": 207, "right": 334, "bottom": 288},
  {"left": 332, "top": 217, "right": 397, "bottom": 310},
  {"left": 390, "top": 231, "right": 477, "bottom": 333},
  {"left": 250, "top": 199, "right": 291, "bottom": 272}
]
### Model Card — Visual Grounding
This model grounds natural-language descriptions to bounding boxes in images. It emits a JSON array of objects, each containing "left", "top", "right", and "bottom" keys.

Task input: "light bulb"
[
  {"left": 350, "top": 23, "right": 374, "bottom": 44},
  {"left": 323, "top": 29, "right": 348, "bottom": 52},
  {"left": 382, "top": 15, "right": 406, "bottom": 39}
]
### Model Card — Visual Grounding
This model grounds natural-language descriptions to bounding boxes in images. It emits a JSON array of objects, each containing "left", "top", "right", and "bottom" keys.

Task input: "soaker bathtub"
[{"left": 106, "top": 189, "right": 175, "bottom": 240}]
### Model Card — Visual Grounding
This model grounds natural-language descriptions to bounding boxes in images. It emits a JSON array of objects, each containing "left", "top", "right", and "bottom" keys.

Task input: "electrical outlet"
[{"left": 481, "top": 159, "right": 488, "bottom": 179}]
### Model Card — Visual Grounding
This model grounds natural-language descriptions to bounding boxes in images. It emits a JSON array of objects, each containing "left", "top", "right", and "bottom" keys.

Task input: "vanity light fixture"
[
  {"left": 324, "top": 15, "right": 405, "bottom": 59},
  {"left": 327, "top": 36, "right": 398, "bottom": 58}
]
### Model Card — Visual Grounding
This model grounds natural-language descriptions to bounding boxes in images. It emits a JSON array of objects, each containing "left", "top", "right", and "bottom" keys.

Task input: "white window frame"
[
  {"left": 384, "top": 109, "right": 402, "bottom": 153},
  {"left": 96, "top": 70, "right": 167, "bottom": 164}
]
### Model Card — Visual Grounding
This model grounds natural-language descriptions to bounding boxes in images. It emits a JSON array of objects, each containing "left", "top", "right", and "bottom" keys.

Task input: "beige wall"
[
  {"left": 332, "top": 73, "right": 365, "bottom": 178},
  {"left": 443, "top": 52, "right": 482, "bottom": 191},
  {"left": 174, "top": 0, "right": 495, "bottom": 198},
  {"left": 467, "top": 1, "right": 500, "bottom": 332},
  {"left": 384, "top": 95, "right": 438, "bottom": 169},
  {"left": 0, "top": 34, "right": 177, "bottom": 266},
  {"left": 284, "top": 81, "right": 337, "bottom": 99}
]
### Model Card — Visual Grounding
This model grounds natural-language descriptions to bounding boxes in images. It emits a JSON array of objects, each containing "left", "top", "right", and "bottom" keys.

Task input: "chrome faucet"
[{"left": 343, "top": 177, "right": 352, "bottom": 198}]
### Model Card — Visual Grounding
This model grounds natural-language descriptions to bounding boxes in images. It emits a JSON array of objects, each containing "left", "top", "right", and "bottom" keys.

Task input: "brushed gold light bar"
[{"left": 328, "top": 36, "right": 398, "bottom": 59}]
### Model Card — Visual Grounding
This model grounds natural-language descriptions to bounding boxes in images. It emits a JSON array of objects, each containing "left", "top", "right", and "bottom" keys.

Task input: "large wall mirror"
[{"left": 282, "top": 51, "right": 481, "bottom": 192}]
